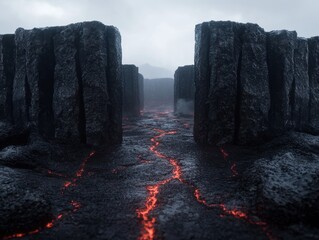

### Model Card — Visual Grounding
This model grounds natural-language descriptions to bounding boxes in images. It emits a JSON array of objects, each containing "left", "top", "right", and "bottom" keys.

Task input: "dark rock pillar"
[
  {"left": 267, "top": 30, "right": 297, "bottom": 132},
  {"left": 308, "top": 37, "right": 319, "bottom": 131},
  {"left": 138, "top": 73, "right": 144, "bottom": 111},
  {"left": 293, "top": 38, "right": 310, "bottom": 131},
  {"left": 194, "top": 21, "right": 270, "bottom": 145},
  {"left": 122, "top": 64, "right": 140, "bottom": 117},
  {"left": 0, "top": 35, "right": 15, "bottom": 122},
  {"left": 11, "top": 21, "right": 122, "bottom": 145},
  {"left": 238, "top": 24, "right": 269, "bottom": 144},
  {"left": 174, "top": 65, "right": 194, "bottom": 114}
]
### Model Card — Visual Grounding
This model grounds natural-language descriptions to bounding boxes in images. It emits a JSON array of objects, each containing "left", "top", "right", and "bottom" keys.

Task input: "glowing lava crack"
[
  {"left": 3, "top": 151, "right": 96, "bottom": 240},
  {"left": 137, "top": 127, "right": 275, "bottom": 240}
]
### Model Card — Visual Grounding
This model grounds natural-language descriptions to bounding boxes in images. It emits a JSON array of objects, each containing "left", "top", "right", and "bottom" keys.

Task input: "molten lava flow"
[
  {"left": 3, "top": 151, "right": 96, "bottom": 239},
  {"left": 137, "top": 128, "right": 181, "bottom": 240},
  {"left": 137, "top": 120, "right": 275, "bottom": 240},
  {"left": 62, "top": 150, "right": 96, "bottom": 192}
]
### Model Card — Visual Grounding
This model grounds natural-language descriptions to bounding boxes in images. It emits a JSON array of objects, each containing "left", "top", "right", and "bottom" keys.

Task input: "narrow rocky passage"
[{"left": 2, "top": 109, "right": 306, "bottom": 240}]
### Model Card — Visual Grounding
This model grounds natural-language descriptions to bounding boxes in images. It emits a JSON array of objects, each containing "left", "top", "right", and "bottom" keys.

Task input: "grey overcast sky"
[{"left": 0, "top": 0, "right": 318, "bottom": 74}]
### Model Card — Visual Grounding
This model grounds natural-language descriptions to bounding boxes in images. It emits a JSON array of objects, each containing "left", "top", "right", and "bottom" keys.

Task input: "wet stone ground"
[{"left": 1, "top": 108, "right": 319, "bottom": 240}]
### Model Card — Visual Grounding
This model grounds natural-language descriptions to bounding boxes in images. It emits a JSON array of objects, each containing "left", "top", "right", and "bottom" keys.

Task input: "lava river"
[{"left": 136, "top": 113, "right": 275, "bottom": 240}]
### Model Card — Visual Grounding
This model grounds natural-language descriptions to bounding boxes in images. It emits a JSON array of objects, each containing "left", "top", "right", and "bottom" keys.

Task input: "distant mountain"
[{"left": 138, "top": 64, "right": 174, "bottom": 79}]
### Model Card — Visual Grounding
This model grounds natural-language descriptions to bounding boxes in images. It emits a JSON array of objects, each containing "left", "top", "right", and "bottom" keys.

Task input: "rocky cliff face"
[
  {"left": 122, "top": 65, "right": 140, "bottom": 117},
  {"left": 194, "top": 21, "right": 319, "bottom": 145},
  {"left": 0, "top": 21, "right": 122, "bottom": 145},
  {"left": 174, "top": 65, "right": 194, "bottom": 114}
]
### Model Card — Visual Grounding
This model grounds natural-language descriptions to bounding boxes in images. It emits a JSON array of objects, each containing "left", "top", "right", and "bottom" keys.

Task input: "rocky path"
[{"left": 3, "top": 109, "right": 309, "bottom": 240}]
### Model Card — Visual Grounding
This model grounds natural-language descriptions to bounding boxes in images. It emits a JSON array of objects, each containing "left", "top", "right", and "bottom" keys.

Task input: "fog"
[{"left": 0, "top": 0, "right": 318, "bottom": 77}]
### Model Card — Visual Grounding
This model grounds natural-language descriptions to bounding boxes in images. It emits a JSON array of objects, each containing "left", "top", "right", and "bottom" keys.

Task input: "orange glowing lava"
[
  {"left": 3, "top": 151, "right": 96, "bottom": 239},
  {"left": 137, "top": 125, "right": 275, "bottom": 240},
  {"left": 137, "top": 128, "right": 180, "bottom": 240}
]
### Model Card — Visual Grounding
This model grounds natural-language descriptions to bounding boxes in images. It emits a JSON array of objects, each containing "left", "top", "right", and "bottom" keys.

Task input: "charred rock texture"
[
  {"left": 0, "top": 35, "right": 15, "bottom": 122},
  {"left": 174, "top": 65, "right": 194, "bottom": 114},
  {"left": 0, "top": 167, "right": 52, "bottom": 237},
  {"left": 122, "top": 65, "right": 140, "bottom": 117},
  {"left": 308, "top": 37, "right": 319, "bottom": 132},
  {"left": 244, "top": 132, "right": 319, "bottom": 225},
  {"left": 194, "top": 21, "right": 318, "bottom": 145},
  {"left": 144, "top": 78, "right": 174, "bottom": 109},
  {"left": 138, "top": 73, "right": 144, "bottom": 111},
  {"left": 4, "top": 21, "right": 122, "bottom": 145}
]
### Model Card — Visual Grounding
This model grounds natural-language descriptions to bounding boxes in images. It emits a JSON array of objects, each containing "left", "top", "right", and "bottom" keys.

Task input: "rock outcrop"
[
  {"left": 0, "top": 21, "right": 122, "bottom": 145},
  {"left": 194, "top": 21, "right": 319, "bottom": 145},
  {"left": 122, "top": 65, "right": 140, "bottom": 117},
  {"left": 174, "top": 65, "right": 194, "bottom": 115}
]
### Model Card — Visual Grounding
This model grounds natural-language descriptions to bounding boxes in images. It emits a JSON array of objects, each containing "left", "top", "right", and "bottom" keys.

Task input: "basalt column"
[
  {"left": 11, "top": 21, "right": 122, "bottom": 145},
  {"left": 174, "top": 65, "right": 194, "bottom": 114},
  {"left": 122, "top": 64, "right": 140, "bottom": 117},
  {"left": 138, "top": 73, "right": 144, "bottom": 111},
  {"left": 308, "top": 37, "right": 319, "bottom": 132},
  {"left": 194, "top": 20, "right": 318, "bottom": 146},
  {"left": 0, "top": 35, "right": 15, "bottom": 122},
  {"left": 194, "top": 21, "right": 269, "bottom": 145}
]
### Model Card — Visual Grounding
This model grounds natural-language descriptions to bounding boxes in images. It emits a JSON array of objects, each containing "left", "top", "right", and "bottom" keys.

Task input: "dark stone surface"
[
  {"left": 238, "top": 24, "right": 270, "bottom": 144},
  {"left": 0, "top": 122, "right": 29, "bottom": 150},
  {"left": 267, "top": 30, "right": 297, "bottom": 132},
  {"left": 194, "top": 21, "right": 270, "bottom": 145},
  {"left": 174, "top": 65, "right": 194, "bottom": 114},
  {"left": 308, "top": 37, "right": 319, "bottom": 131},
  {"left": 0, "top": 34, "right": 15, "bottom": 122},
  {"left": 138, "top": 73, "right": 144, "bottom": 111},
  {"left": 0, "top": 110, "right": 317, "bottom": 239},
  {"left": 122, "top": 64, "right": 140, "bottom": 117},
  {"left": 53, "top": 24, "right": 81, "bottom": 143},
  {"left": 0, "top": 167, "right": 52, "bottom": 237},
  {"left": 244, "top": 132, "right": 319, "bottom": 225},
  {"left": 9, "top": 21, "right": 122, "bottom": 145},
  {"left": 194, "top": 21, "right": 318, "bottom": 146},
  {"left": 293, "top": 38, "right": 310, "bottom": 131}
]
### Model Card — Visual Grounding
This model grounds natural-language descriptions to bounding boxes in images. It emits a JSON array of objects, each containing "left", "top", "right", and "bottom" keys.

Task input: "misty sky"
[{"left": 0, "top": 0, "right": 318, "bottom": 76}]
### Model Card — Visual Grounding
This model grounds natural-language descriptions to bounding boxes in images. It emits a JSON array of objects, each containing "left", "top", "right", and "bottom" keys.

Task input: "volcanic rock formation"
[
  {"left": 138, "top": 73, "right": 144, "bottom": 112},
  {"left": 174, "top": 65, "right": 194, "bottom": 115},
  {"left": 122, "top": 65, "right": 141, "bottom": 117},
  {"left": 0, "top": 21, "right": 122, "bottom": 146},
  {"left": 194, "top": 21, "right": 319, "bottom": 145}
]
